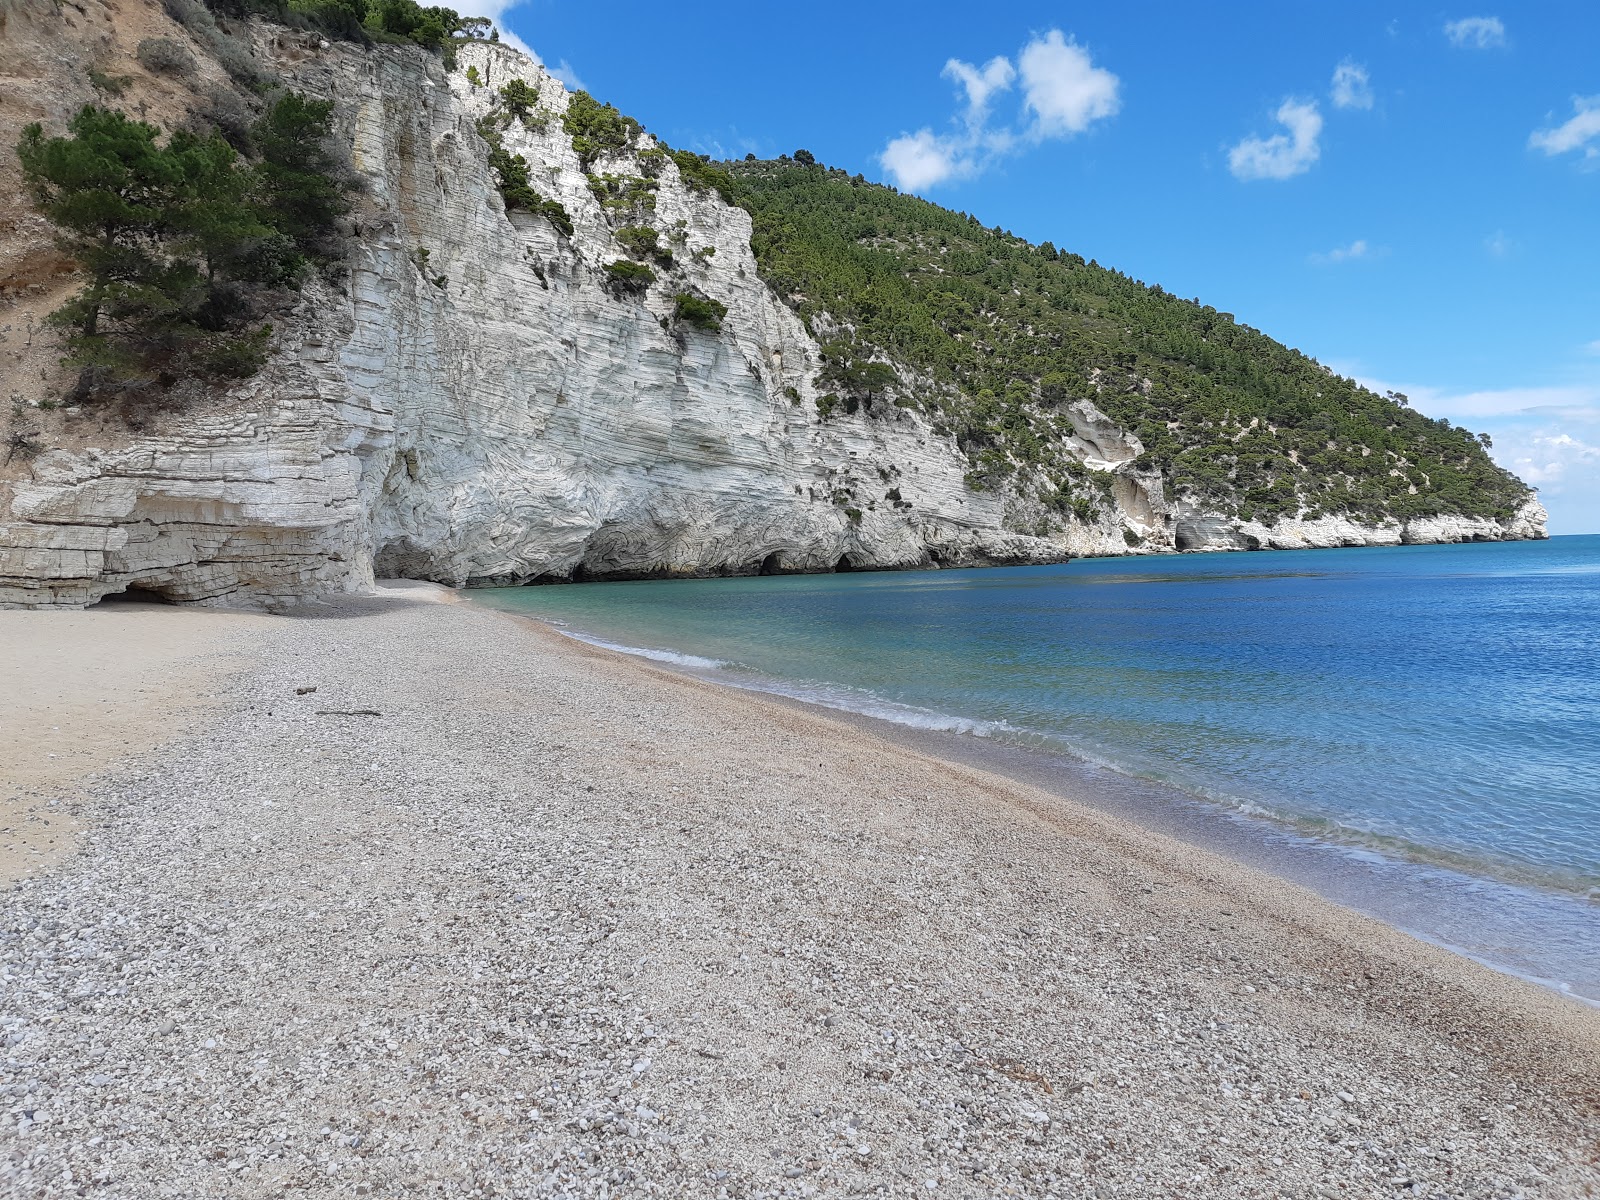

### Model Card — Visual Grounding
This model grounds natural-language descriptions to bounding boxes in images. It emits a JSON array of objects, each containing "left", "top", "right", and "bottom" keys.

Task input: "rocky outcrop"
[
  {"left": 1172, "top": 496, "right": 1549, "bottom": 553},
  {"left": 0, "top": 28, "right": 1548, "bottom": 609}
]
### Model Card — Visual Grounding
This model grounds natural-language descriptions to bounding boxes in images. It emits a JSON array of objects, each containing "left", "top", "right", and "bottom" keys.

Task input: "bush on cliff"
[
  {"left": 672, "top": 293, "right": 726, "bottom": 333},
  {"left": 603, "top": 260, "right": 655, "bottom": 297},
  {"left": 17, "top": 95, "right": 348, "bottom": 403},
  {"left": 472, "top": 118, "right": 573, "bottom": 237},
  {"left": 562, "top": 91, "right": 640, "bottom": 169}
]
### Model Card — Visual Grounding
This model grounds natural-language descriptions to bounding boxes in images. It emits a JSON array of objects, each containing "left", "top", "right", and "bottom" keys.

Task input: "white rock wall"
[{"left": 0, "top": 39, "right": 1548, "bottom": 609}]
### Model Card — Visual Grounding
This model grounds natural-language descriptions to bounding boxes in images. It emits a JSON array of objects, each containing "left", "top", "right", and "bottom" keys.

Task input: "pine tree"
[{"left": 253, "top": 93, "right": 349, "bottom": 259}]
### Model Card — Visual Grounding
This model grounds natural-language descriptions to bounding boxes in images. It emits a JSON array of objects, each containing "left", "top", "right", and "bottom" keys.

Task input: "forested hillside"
[{"left": 725, "top": 158, "right": 1530, "bottom": 527}]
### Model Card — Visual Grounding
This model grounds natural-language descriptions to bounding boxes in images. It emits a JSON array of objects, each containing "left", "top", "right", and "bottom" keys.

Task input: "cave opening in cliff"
[
  {"left": 759, "top": 553, "right": 784, "bottom": 576},
  {"left": 834, "top": 555, "right": 857, "bottom": 573},
  {"left": 94, "top": 583, "right": 177, "bottom": 606}
]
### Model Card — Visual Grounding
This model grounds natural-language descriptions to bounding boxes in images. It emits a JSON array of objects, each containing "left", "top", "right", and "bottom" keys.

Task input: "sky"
[{"left": 482, "top": 2, "right": 1600, "bottom": 533}]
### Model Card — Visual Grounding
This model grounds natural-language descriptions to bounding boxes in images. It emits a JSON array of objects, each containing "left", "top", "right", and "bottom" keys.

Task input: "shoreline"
[
  {"left": 2, "top": 590, "right": 1597, "bottom": 1195},
  {"left": 491, "top": 605, "right": 1600, "bottom": 1008}
]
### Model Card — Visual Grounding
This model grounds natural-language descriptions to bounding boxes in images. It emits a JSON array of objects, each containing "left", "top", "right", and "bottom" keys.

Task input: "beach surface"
[{"left": 1, "top": 587, "right": 1597, "bottom": 1198}]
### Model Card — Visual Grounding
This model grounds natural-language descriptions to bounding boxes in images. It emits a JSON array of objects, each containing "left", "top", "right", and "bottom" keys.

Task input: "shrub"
[
  {"left": 6, "top": 427, "right": 43, "bottom": 464},
  {"left": 194, "top": 83, "right": 256, "bottom": 153},
  {"left": 136, "top": 37, "right": 196, "bottom": 76},
  {"left": 465, "top": 65, "right": 480, "bottom": 86},
  {"left": 672, "top": 292, "right": 726, "bottom": 332},
  {"left": 613, "top": 224, "right": 671, "bottom": 264},
  {"left": 602, "top": 259, "right": 655, "bottom": 296},
  {"left": 87, "top": 68, "right": 131, "bottom": 96},
  {"left": 586, "top": 172, "right": 656, "bottom": 215},
  {"left": 474, "top": 117, "right": 572, "bottom": 235},
  {"left": 562, "top": 90, "right": 639, "bottom": 168},
  {"left": 670, "top": 149, "right": 734, "bottom": 204},
  {"left": 530, "top": 196, "right": 573, "bottom": 237}
]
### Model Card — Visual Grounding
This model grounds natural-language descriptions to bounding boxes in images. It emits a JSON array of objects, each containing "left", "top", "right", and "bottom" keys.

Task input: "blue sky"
[{"left": 483, "top": 2, "right": 1600, "bottom": 533}]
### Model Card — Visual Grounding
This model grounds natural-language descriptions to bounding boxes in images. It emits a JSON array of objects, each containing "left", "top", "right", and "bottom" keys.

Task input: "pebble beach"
[{"left": 1, "top": 585, "right": 1597, "bottom": 1198}]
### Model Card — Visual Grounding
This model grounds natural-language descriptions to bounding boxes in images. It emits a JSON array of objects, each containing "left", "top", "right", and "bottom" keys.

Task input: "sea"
[{"left": 474, "top": 535, "right": 1600, "bottom": 1003}]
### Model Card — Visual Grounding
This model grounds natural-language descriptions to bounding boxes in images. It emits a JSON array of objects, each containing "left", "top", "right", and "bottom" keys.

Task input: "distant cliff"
[{"left": 0, "top": 6, "right": 1545, "bottom": 608}]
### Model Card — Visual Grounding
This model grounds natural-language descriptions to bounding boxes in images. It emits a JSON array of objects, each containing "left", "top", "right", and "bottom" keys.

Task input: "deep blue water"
[{"left": 475, "top": 536, "right": 1600, "bottom": 997}]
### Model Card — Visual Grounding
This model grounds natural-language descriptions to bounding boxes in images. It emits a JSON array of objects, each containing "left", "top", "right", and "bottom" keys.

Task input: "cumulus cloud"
[
  {"left": 880, "top": 129, "right": 971, "bottom": 191},
  {"left": 1228, "top": 99, "right": 1323, "bottom": 181},
  {"left": 878, "top": 30, "right": 1120, "bottom": 192},
  {"left": 1443, "top": 16, "right": 1506, "bottom": 49},
  {"left": 943, "top": 55, "right": 1016, "bottom": 127},
  {"left": 1529, "top": 96, "right": 1600, "bottom": 162},
  {"left": 1330, "top": 60, "right": 1373, "bottom": 110},
  {"left": 1311, "top": 238, "right": 1377, "bottom": 265},
  {"left": 1509, "top": 431, "right": 1600, "bottom": 486},
  {"left": 1017, "top": 30, "right": 1122, "bottom": 138}
]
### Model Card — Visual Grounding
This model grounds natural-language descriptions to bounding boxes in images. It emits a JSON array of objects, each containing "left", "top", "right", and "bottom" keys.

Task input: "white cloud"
[
  {"left": 1443, "top": 16, "right": 1506, "bottom": 49},
  {"left": 1509, "top": 431, "right": 1600, "bottom": 486},
  {"left": 1484, "top": 230, "right": 1513, "bottom": 258},
  {"left": 943, "top": 55, "right": 1016, "bottom": 127},
  {"left": 1228, "top": 99, "right": 1323, "bottom": 181},
  {"left": 880, "top": 129, "right": 970, "bottom": 191},
  {"left": 1311, "top": 238, "right": 1377, "bottom": 265},
  {"left": 878, "top": 29, "right": 1119, "bottom": 192},
  {"left": 547, "top": 59, "right": 586, "bottom": 91},
  {"left": 1330, "top": 60, "right": 1373, "bottom": 110},
  {"left": 1529, "top": 96, "right": 1600, "bottom": 162},
  {"left": 1017, "top": 30, "right": 1122, "bottom": 138}
]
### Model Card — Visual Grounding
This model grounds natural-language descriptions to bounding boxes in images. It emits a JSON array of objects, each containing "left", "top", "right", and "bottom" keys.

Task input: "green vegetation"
[
  {"left": 193, "top": 0, "right": 485, "bottom": 61},
  {"left": 498, "top": 78, "right": 546, "bottom": 129},
  {"left": 87, "top": 68, "right": 132, "bottom": 97},
  {"left": 562, "top": 91, "right": 640, "bottom": 169},
  {"left": 670, "top": 150, "right": 735, "bottom": 204},
  {"left": 672, "top": 293, "right": 727, "bottom": 333},
  {"left": 613, "top": 224, "right": 671, "bottom": 265},
  {"left": 726, "top": 159, "right": 1529, "bottom": 524},
  {"left": 586, "top": 172, "right": 657, "bottom": 216},
  {"left": 603, "top": 259, "right": 656, "bottom": 296},
  {"left": 17, "top": 96, "right": 347, "bottom": 402},
  {"left": 136, "top": 37, "right": 196, "bottom": 76},
  {"left": 473, "top": 117, "right": 572, "bottom": 236}
]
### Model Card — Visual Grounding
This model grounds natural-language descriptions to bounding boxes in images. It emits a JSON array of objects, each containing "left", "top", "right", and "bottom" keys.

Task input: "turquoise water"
[{"left": 476, "top": 536, "right": 1600, "bottom": 997}]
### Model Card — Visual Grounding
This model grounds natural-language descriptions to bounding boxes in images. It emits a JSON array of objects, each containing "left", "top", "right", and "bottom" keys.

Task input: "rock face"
[{"left": 0, "top": 35, "right": 1549, "bottom": 609}]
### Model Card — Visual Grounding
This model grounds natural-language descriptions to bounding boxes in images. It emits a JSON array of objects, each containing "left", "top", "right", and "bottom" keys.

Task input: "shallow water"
[{"left": 475, "top": 536, "right": 1600, "bottom": 1000}]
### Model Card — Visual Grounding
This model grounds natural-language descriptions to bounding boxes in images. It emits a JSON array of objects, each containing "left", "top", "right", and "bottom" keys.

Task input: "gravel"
[{"left": 2, "top": 589, "right": 1597, "bottom": 1198}]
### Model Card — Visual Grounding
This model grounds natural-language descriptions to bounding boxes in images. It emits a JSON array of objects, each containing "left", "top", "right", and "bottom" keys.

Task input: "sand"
[
  {"left": 1, "top": 588, "right": 1597, "bottom": 1198},
  {"left": 0, "top": 599, "right": 274, "bottom": 884}
]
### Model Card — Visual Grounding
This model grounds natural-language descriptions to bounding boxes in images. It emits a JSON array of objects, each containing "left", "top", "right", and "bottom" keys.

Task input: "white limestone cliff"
[{"left": 0, "top": 34, "right": 1548, "bottom": 609}]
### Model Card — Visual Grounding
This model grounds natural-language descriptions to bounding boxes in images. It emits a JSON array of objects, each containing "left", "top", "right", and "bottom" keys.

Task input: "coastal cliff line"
[{"left": 0, "top": 6, "right": 1546, "bottom": 609}]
